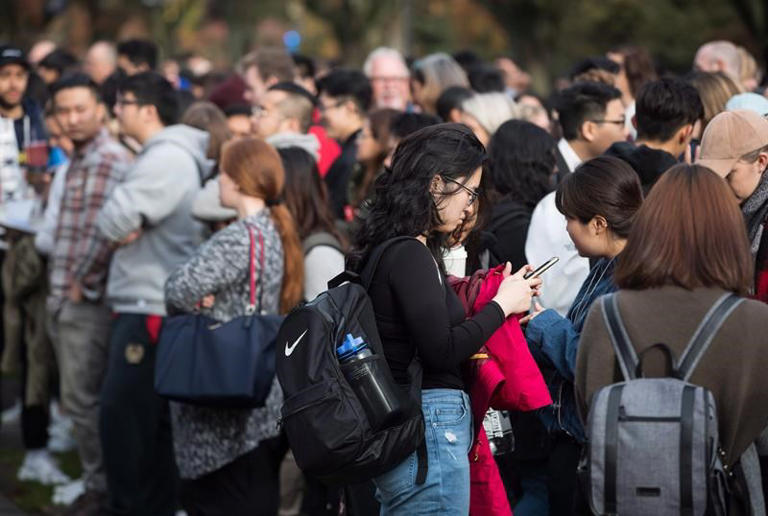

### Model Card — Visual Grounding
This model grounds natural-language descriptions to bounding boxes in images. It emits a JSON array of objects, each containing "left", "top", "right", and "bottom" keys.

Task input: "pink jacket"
[{"left": 450, "top": 266, "right": 552, "bottom": 516}]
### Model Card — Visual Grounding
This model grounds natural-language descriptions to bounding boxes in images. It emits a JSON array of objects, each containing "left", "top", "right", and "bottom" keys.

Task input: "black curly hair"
[
  {"left": 487, "top": 119, "right": 556, "bottom": 209},
  {"left": 349, "top": 122, "right": 486, "bottom": 273}
]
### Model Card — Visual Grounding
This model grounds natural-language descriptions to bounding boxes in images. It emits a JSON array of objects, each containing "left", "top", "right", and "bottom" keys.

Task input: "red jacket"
[{"left": 450, "top": 266, "right": 552, "bottom": 516}]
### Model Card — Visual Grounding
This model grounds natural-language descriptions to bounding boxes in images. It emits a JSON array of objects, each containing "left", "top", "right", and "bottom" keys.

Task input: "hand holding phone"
[{"left": 524, "top": 257, "right": 559, "bottom": 279}]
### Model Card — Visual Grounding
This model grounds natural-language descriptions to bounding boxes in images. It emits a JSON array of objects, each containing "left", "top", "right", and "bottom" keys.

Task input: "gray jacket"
[
  {"left": 165, "top": 210, "right": 284, "bottom": 479},
  {"left": 98, "top": 125, "right": 211, "bottom": 315}
]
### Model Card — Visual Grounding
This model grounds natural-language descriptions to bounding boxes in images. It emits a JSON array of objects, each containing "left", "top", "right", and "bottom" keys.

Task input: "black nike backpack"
[{"left": 276, "top": 237, "right": 427, "bottom": 485}]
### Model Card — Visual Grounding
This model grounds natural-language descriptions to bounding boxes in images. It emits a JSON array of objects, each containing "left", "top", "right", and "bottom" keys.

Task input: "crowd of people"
[{"left": 0, "top": 33, "right": 767, "bottom": 516}]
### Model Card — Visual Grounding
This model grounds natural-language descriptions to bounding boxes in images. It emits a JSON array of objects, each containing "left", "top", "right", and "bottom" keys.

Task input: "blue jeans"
[{"left": 373, "top": 389, "right": 472, "bottom": 515}]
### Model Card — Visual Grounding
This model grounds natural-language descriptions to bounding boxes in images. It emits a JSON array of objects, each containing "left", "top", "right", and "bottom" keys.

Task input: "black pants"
[
  {"left": 180, "top": 435, "right": 288, "bottom": 516},
  {"left": 19, "top": 308, "right": 49, "bottom": 449},
  {"left": 100, "top": 314, "right": 177, "bottom": 516}
]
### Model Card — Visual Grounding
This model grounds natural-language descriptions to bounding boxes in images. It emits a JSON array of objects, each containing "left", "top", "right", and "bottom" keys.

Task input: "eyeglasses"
[
  {"left": 115, "top": 98, "right": 141, "bottom": 107},
  {"left": 318, "top": 100, "right": 345, "bottom": 112},
  {"left": 590, "top": 118, "right": 626, "bottom": 126},
  {"left": 441, "top": 175, "right": 479, "bottom": 206},
  {"left": 252, "top": 105, "right": 269, "bottom": 118}
]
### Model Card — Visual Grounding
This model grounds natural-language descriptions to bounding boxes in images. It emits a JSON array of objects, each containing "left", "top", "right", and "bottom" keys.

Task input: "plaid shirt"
[{"left": 48, "top": 129, "right": 131, "bottom": 311}]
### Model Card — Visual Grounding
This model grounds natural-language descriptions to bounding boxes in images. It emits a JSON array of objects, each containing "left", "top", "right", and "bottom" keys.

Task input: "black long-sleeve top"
[{"left": 367, "top": 239, "right": 506, "bottom": 390}]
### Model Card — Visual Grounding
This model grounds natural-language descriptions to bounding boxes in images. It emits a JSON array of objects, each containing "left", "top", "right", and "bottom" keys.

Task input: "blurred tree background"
[{"left": 1, "top": 0, "right": 766, "bottom": 92}]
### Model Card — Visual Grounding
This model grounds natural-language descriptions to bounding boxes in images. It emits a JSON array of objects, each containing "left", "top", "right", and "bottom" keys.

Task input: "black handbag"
[{"left": 155, "top": 224, "right": 284, "bottom": 408}]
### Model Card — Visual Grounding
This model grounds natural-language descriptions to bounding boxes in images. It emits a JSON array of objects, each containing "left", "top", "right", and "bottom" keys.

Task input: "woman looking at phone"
[
  {"left": 513, "top": 156, "right": 643, "bottom": 515},
  {"left": 350, "top": 123, "right": 542, "bottom": 515}
]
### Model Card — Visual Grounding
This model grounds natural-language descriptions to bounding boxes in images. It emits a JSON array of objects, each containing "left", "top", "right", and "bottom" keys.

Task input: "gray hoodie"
[{"left": 98, "top": 125, "right": 211, "bottom": 315}]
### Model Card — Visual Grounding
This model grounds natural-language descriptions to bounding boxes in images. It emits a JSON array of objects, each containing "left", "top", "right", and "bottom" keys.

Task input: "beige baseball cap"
[{"left": 697, "top": 109, "right": 768, "bottom": 177}]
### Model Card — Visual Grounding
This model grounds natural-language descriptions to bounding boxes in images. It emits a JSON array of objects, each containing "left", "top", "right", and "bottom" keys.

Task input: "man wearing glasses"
[
  {"left": 88, "top": 72, "right": 210, "bottom": 516},
  {"left": 363, "top": 47, "right": 411, "bottom": 111},
  {"left": 317, "top": 69, "right": 372, "bottom": 220}
]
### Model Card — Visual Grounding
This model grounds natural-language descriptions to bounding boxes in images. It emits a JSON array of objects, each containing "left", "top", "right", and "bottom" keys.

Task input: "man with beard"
[{"left": 0, "top": 45, "right": 47, "bottom": 202}]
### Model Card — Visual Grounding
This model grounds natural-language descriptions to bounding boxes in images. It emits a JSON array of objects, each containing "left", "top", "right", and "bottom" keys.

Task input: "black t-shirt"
[{"left": 367, "top": 239, "right": 505, "bottom": 390}]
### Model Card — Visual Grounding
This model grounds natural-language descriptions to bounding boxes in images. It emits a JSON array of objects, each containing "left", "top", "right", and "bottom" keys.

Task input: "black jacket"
[
  {"left": 324, "top": 129, "right": 361, "bottom": 220},
  {"left": 605, "top": 141, "right": 678, "bottom": 191},
  {"left": 467, "top": 198, "right": 533, "bottom": 274}
]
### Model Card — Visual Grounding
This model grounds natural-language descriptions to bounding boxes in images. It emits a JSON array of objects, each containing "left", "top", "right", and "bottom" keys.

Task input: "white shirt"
[
  {"left": 304, "top": 245, "right": 345, "bottom": 301},
  {"left": 0, "top": 117, "right": 26, "bottom": 202},
  {"left": 35, "top": 161, "right": 69, "bottom": 255},
  {"left": 526, "top": 140, "right": 590, "bottom": 315},
  {"left": 557, "top": 137, "right": 582, "bottom": 174}
]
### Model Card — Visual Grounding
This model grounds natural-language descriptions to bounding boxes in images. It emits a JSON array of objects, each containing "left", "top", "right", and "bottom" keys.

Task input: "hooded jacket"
[{"left": 98, "top": 125, "right": 211, "bottom": 315}]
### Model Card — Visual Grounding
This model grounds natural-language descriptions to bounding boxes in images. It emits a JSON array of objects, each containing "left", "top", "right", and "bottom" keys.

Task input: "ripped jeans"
[{"left": 373, "top": 389, "right": 472, "bottom": 515}]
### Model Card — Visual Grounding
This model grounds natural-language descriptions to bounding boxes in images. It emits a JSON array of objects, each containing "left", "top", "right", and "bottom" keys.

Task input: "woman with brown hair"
[
  {"left": 165, "top": 137, "right": 303, "bottom": 516},
  {"left": 575, "top": 164, "right": 768, "bottom": 514},
  {"left": 350, "top": 108, "right": 400, "bottom": 210},
  {"left": 687, "top": 71, "right": 742, "bottom": 132}
]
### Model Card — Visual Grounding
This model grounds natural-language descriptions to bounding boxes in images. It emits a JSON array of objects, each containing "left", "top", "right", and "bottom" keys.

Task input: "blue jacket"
[
  {"left": 525, "top": 257, "right": 617, "bottom": 441},
  {"left": 14, "top": 97, "right": 47, "bottom": 150}
]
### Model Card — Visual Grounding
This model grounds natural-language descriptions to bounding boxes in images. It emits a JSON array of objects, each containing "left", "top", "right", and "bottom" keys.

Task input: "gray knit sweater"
[{"left": 164, "top": 209, "right": 284, "bottom": 479}]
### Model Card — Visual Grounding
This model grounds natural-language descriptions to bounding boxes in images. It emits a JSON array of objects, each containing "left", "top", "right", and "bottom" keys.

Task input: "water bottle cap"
[{"left": 336, "top": 333, "right": 367, "bottom": 360}]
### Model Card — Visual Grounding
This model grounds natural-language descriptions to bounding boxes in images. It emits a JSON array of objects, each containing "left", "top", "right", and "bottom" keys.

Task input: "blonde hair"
[
  {"left": 688, "top": 71, "right": 742, "bottom": 130},
  {"left": 412, "top": 53, "right": 469, "bottom": 114},
  {"left": 461, "top": 93, "right": 521, "bottom": 137},
  {"left": 738, "top": 46, "right": 762, "bottom": 91}
]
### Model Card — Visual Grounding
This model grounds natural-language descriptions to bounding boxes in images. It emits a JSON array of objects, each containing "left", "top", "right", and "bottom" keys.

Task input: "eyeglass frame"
[
  {"left": 440, "top": 175, "right": 480, "bottom": 206},
  {"left": 114, "top": 96, "right": 142, "bottom": 108},
  {"left": 589, "top": 118, "right": 626, "bottom": 126}
]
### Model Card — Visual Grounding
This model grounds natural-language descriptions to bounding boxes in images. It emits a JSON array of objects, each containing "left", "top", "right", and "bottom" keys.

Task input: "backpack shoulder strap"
[
  {"left": 302, "top": 231, "right": 343, "bottom": 255},
  {"left": 677, "top": 293, "right": 743, "bottom": 381},
  {"left": 601, "top": 293, "right": 639, "bottom": 381},
  {"left": 359, "top": 237, "right": 417, "bottom": 290}
]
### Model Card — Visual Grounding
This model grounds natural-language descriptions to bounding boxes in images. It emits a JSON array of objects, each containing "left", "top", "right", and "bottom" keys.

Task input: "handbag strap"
[{"left": 246, "top": 224, "right": 265, "bottom": 315}]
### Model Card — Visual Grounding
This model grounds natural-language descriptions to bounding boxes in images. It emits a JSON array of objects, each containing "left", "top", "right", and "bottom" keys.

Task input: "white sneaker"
[
  {"left": 17, "top": 450, "right": 71, "bottom": 485},
  {"left": 47, "top": 417, "right": 76, "bottom": 453},
  {"left": 1, "top": 399, "right": 21, "bottom": 424},
  {"left": 52, "top": 478, "right": 85, "bottom": 506}
]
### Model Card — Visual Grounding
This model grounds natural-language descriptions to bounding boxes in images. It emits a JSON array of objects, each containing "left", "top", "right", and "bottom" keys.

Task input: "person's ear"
[
  {"left": 284, "top": 117, "right": 301, "bottom": 133},
  {"left": 580, "top": 120, "right": 596, "bottom": 142},
  {"left": 591, "top": 215, "right": 608, "bottom": 235},
  {"left": 265, "top": 76, "right": 279, "bottom": 89},
  {"left": 430, "top": 175, "right": 442, "bottom": 195},
  {"left": 96, "top": 102, "right": 107, "bottom": 123},
  {"left": 343, "top": 98, "right": 360, "bottom": 117},
  {"left": 143, "top": 104, "right": 160, "bottom": 125},
  {"left": 678, "top": 124, "right": 694, "bottom": 144},
  {"left": 757, "top": 152, "right": 768, "bottom": 173}
]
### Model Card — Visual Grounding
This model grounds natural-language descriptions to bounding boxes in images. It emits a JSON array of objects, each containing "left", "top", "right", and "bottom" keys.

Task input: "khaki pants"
[{"left": 48, "top": 300, "right": 112, "bottom": 492}]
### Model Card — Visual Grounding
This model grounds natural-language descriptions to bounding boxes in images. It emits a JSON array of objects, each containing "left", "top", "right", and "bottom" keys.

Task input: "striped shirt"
[{"left": 48, "top": 129, "right": 131, "bottom": 312}]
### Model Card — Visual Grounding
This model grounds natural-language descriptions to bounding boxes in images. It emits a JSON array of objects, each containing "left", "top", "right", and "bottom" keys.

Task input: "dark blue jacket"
[
  {"left": 13, "top": 97, "right": 47, "bottom": 150},
  {"left": 525, "top": 257, "right": 617, "bottom": 441}
]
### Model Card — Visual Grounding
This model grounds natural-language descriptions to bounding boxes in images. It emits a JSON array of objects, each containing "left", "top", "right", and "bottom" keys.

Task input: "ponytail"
[
  {"left": 269, "top": 204, "right": 304, "bottom": 313},
  {"left": 221, "top": 137, "right": 304, "bottom": 313}
]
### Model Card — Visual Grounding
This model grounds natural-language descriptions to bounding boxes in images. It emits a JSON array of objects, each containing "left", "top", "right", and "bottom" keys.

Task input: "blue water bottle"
[{"left": 337, "top": 334, "right": 404, "bottom": 431}]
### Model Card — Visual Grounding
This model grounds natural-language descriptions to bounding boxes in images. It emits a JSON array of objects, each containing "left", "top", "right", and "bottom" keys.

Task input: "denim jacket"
[{"left": 525, "top": 257, "right": 617, "bottom": 442}]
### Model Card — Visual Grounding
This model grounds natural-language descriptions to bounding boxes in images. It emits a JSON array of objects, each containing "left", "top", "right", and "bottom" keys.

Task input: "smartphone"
[{"left": 524, "top": 257, "right": 559, "bottom": 279}]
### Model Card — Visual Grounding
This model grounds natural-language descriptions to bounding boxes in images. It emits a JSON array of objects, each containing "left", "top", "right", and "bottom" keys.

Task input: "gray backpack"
[{"left": 585, "top": 292, "right": 742, "bottom": 516}]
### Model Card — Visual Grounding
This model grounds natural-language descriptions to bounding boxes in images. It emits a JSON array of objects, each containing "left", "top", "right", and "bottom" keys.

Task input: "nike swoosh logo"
[{"left": 284, "top": 330, "right": 308, "bottom": 357}]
